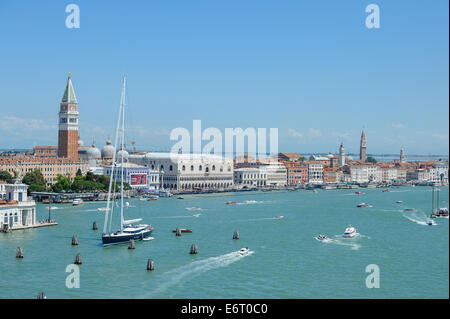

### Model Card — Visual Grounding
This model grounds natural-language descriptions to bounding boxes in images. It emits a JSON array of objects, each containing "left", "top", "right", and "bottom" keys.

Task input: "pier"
[{"left": 1, "top": 221, "right": 58, "bottom": 232}]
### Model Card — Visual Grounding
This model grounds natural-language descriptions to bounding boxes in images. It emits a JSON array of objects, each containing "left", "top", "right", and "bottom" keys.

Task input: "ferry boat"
[
  {"left": 101, "top": 76, "right": 153, "bottom": 247},
  {"left": 72, "top": 198, "right": 83, "bottom": 206},
  {"left": 343, "top": 226, "right": 357, "bottom": 238},
  {"left": 357, "top": 203, "right": 369, "bottom": 208}
]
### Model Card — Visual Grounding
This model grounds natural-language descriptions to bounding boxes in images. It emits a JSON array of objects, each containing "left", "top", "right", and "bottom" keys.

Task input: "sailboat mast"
[
  {"left": 432, "top": 186, "right": 435, "bottom": 215},
  {"left": 120, "top": 76, "right": 126, "bottom": 231},
  {"left": 103, "top": 79, "right": 124, "bottom": 234}
]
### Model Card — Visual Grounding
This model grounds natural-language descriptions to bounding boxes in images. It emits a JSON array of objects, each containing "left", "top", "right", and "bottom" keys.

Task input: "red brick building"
[{"left": 284, "top": 161, "right": 308, "bottom": 185}]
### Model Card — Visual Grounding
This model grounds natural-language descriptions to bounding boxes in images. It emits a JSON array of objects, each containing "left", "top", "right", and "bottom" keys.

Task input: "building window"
[
  {"left": 182, "top": 165, "right": 186, "bottom": 171},
  {"left": 190, "top": 165, "right": 194, "bottom": 171},
  {"left": 199, "top": 165, "right": 202, "bottom": 171},
  {"left": 212, "top": 165, "right": 215, "bottom": 171},
  {"left": 169, "top": 165, "right": 173, "bottom": 171}
]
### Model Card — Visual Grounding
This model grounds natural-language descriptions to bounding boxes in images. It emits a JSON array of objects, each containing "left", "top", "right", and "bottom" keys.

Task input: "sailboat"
[
  {"left": 430, "top": 186, "right": 449, "bottom": 219},
  {"left": 102, "top": 76, "right": 154, "bottom": 246}
]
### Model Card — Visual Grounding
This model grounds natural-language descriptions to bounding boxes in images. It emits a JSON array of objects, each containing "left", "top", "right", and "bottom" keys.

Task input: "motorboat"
[
  {"left": 238, "top": 247, "right": 249, "bottom": 255},
  {"left": 427, "top": 220, "right": 434, "bottom": 226},
  {"left": 355, "top": 191, "right": 364, "bottom": 195},
  {"left": 396, "top": 200, "right": 403, "bottom": 204},
  {"left": 382, "top": 189, "right": 390, "bottom": 193},
  {"left": 147, "top": 196, "right": 158, "bottom": 201},
  {"left": 343, "top": 226, "right": 357, "bottom": 238},
  {"left": 404, "top": 208, "right": 416, "bottom": 212},
  {"left": 274, "top": 216, "right": 284, "bottom": 219},
  {"left": 171, "top": 228, "right": 192, "bottom": 233},
  {"left": 177, "top": 197, "right": 184, "bottom": 199},
  {"left": 357, "top": 203, "right": 369, "bottom": 208},
  {"left": 316, "top": 234, "right": 329, "bottom": 241},
  {"left": 226, "top": 201, "right": 238, "bottom": 205},
  {"left": 72, "top": 198, "right": 83, "bottom": 206}
]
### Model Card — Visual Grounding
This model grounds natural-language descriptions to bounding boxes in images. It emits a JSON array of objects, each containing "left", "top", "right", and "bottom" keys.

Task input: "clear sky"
[{"left": 0, "top": 0, "right": 448, "bottom": 155}]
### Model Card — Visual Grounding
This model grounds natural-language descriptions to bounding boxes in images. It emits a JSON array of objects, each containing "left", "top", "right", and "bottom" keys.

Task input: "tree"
[
  {"left": 76, "top": 168, "right": 83, "bottom": 177},
  {"left": 0, "top": 170, "right": 13, "bottom": 183},
  {"left": 52, "top": 174, "right": 72, "bottom": 193},
  {"left": 22, "top": 169, "right": 47, "bottom": 193},
  {"left": 367, "top": 156, "right": 377, "bottom": 163}
]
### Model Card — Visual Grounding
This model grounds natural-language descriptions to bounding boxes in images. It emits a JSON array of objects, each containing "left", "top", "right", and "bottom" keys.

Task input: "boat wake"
[
  {"left": 185, "top": 207, "right": 202, "bottom": 211},
  {"left": 403, "top": 211, "right": 436, "bottom": 226},
  {"left": 145, "top": 250, "right": 254, "bottom": 297},
  {"left": 316, "top": 235, "right": 363, "bottom": 250},
  {"left": 152, "top": 215, "right": 200, "bottom": 219},
  {"left": 232, "top": 216, "right": 283, "bottom": 222},
  {"left": 239, "top": 200, "right": 265, "bottom": 205}
]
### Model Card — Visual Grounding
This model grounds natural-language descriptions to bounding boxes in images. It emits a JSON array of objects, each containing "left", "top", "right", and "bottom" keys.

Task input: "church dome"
[
  {"left": 101, "top": 138, "right": 115, "bottom": 159},
  {"left": 117, "top": 147, "right": 129, "bottom": 163},
  {"left": 87, "top": 142, "right": 101, "bottom": 160}
]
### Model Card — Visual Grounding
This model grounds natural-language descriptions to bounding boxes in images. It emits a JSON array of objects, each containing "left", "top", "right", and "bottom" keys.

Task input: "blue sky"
[{"left": 0, "top": 0, "right": 448, "bottom": 155}]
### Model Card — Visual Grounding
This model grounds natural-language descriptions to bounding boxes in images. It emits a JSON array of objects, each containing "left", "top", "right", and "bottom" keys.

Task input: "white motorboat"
[
  {"left": 72, "top": 198, "right": 83, "bottom": 206},
  {"left": 396, "top": 200, "right": 403, "bottom": 204},
  {"left": 343, "top": 226, "right": 357, "bottom": 238},
  {"left": 274, "top": 216, "right": 284, "bottom": 219},
  {"left": 238, "top": 247, "right": 249, "bottom": 255}
]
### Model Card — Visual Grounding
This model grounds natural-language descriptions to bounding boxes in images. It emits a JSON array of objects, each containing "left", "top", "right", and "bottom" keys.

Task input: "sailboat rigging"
[{"left": 102, "top": 76, "right": 154, "bottom": 246}]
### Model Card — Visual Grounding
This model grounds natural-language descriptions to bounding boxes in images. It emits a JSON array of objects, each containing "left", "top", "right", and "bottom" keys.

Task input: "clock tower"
[{"left": 57, "top": 73, "right": 79, "bottom": 160}]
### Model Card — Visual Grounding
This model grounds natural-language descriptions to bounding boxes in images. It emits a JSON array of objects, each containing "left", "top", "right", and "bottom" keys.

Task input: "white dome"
[
  {"left": 87, "top": 144, "right": 101, "bottom": 160},
  {"left": 101, "top": 139, "right": 115, "bottom": 159},
  {"left": 117, "top": 148, "right": 129, "bottom": 163}
]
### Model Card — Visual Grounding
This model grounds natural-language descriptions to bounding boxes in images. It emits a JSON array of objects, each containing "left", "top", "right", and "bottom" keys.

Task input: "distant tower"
[
  {"left": 339, "top": 142, "right": 346, "bottom": 166},
  {"left": 58, "top": 73, "right": 79, "bottom": 160},
  {"left": 400, "top": 147, "right": 405, "bottom": 163},
  {"left": 360, "top": 128, "right": 367, "bottom": 162}
]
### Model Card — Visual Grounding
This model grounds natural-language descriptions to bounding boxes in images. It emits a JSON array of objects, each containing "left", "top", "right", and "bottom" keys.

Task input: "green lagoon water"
[{"left": 0, "top": 186, "right": 448, "bottom": 299}]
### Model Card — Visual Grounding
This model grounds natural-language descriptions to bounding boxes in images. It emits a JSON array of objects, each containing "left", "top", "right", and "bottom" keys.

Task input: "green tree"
[
  {"left": 52, "top": 174, "right": 72, "bottom": 193},
  {"left": 367, "top": 156, "right": 377, "bottom": 163},
  {"left": 0, "top": 170, "right": 13, "bottom": 183},
  {"left": 22, "top": 169, "right": 47, "bottom": 193},
  {"left": 76, "top": 168, "right": 83, "bottom": 177}
]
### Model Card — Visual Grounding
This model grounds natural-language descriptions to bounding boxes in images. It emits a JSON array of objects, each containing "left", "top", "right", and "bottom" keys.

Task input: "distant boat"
[
  {"left": 171, "top": 228, "right": 192, "bottom": 233},
  {"left": 177, "top": 197, "right": 184, "bottom": 199},
  {"left": 226, "top": 201, "right": 238, "bottom": 205},
  {"left": 382, "top": 190, "right": 390, "bottom": 193},
  {"left": 274, "top": 216, "right": 284, "bottom": 219},
  {"left": 343, "top": 226, "right": 357, "bottom": 238},
  {"left": 355, "top": 191, "right": 364, "bottom": 195},
  {"left": 238, "top": 247, "right": 249, "bottom": 255},
  {"left": 430, "top": 187, "right": 449, "bottom": 218},
  {"left": 357, "top": 203, "right": 369, "bottom": 208},
  {"left": 316, "top": 234, "right": 329, "bottom": 241},
  {"left": 396, "top": 200, "right": 403, "bottom": 204},
  {"left": 404, "top": 208, "right": 416, "bottom": 212},
  {"left": 72, "top": 198, "right": 83, "bottom": 206}
]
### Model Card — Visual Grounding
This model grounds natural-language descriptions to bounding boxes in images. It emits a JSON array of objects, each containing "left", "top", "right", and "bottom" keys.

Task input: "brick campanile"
[
  {"left": 57, "top": 73, "right": 79, "bottom": 160},
  {"left": 360, "top": 128, "right": 367, "bottom": 162}
]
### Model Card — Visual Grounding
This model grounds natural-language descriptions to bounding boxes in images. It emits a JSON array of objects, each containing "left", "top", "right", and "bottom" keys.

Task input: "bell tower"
[
  {"left": 360, "top": 128, "right": 367, "bottom": 162},
  {"left": 57, "top": 73, "right": 79, "bottom": 160}
]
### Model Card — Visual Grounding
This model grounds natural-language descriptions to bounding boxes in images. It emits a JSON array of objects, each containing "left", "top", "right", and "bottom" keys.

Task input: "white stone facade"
[{"left": 0, "top": 182, "right": 36, "bottom": 230}]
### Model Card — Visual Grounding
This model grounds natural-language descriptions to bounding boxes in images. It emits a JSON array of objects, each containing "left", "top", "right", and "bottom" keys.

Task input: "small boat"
[
  {"left": 171, "top": 228, "right": 192, "bottom": 233},
  {"left": 357, "top": 203, "right": 369, "bottom": 208},
  {"left": 382, "top": 190, "right": 390, "bottom": 193},
  {"left": 404, "top": 208, "right": 416, "bottom": 212},
  {"left": 238, "top": 247, "right": 249, "bottom": 255},
  {"left": 312, "top": 189, "right": 318, "bottom": 193},
  {"left": 343, "top": 226, "right": 357, "bottom": 238},
  {"left": 355, "top": 191, "right": 364, "bottom": 195},
  {"left": 192, "top": 213, "right": 201, "bottom": 218},
  {"left": 147, "top": 197, "right": 158, "bottom": 201},
  {"left": 97, "top": 207, "right": 110, "bottom": 211},
  {"left": 316, "top": 234, "right": 329, "bottom": 241},
  {"left": 177, "top": 197, "right": 184, "bottom": 199},
  {"left": 427, "top": 220, "right": 434, "bottom": 226},
  {"left": 274, "top": 216, "right": 284, "bottom": 219},
  {"left": 72, "top": 198, "right": 83, "bottom": 206},
  {"left": 226, "top": 201, "right": 238, "bottom": 205},
  {"left": 396, "top": 200, "right": 403, "bottom": 204}
]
